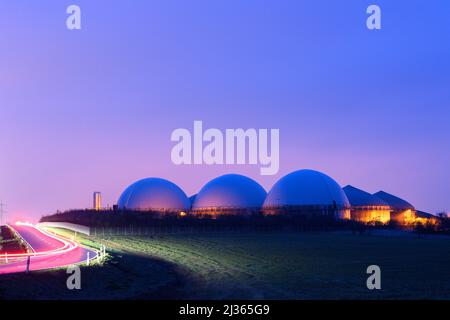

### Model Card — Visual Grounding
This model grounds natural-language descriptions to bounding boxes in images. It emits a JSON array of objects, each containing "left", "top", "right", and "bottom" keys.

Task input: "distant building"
[
  {"left": 373, "top": 191, "right": 416, "bottom": 225},
  {"left": 117, "top": 178, "right": 190, "bottom": 213},
  {"left": 262, "top": 170, "right": 350, "bottom": 220},
  {"left": 343, "top": 185, "right": 391, "bottom": 224},
  {"left": 113, "top": 171, "right": 437, "bottom": 227},
  {"left": 416, "top": 210, "right": 436, "bottom": 220},
  {"left": 93, "top": 192, "right": 102, "bottom": 210},
  {"left": 191, "top": 174, "right": 266, "bottom": 216}
]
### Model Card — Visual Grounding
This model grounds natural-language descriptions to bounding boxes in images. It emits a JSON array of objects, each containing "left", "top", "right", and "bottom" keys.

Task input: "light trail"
[{"left": 0, "top": 222, "right": 97, "bottom": 274}]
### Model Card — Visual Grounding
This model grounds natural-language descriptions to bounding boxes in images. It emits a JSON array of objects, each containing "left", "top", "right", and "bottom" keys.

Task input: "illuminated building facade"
[
  {"left": 93, "top": 192, "right": 102, "bottom": 211},
  {"left": 373, "top": 191, "right": 416, "bottom": 225},
  {"left": 343, "top": 185, "right": 391, "bottom": 224}
]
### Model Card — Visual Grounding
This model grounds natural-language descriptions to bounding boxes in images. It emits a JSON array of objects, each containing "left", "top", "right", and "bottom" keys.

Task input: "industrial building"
[
  {"left": 93, "top": 192, "right": 102, "bottom": 211},
  {"left": 117, "top": 177, "right": 190, "bottom": 213},
  {"left": 114, "top": 171, "right": 435, "bottom": 226},
  {"left": 373, "top": 191, "right": 416, "bottom": 225},
  {"left": 262, "top": 169, "right": 350, "bottom": 219},
  {"left": 343, "top": 185, "right": 391, "bottom": 224},
  {"left": 191, "top": 174, "right": 267, "bottom": 216}
]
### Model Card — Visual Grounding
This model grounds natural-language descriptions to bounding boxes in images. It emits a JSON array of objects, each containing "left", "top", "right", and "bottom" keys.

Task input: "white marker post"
[{"left": 86, "top": 252, "right": 90, "bottom": 266}]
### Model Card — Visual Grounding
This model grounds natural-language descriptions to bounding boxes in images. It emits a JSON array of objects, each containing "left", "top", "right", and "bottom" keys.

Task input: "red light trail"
[{"left": 0, "top": 223, "right": 97, "bottom": 274}]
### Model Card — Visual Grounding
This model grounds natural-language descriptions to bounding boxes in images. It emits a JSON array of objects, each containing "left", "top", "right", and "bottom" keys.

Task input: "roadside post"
[
  {"left": 26, "top": 256, "right": 30, "bottom": 273},
  {"left": 86, "top": 252, "right": 90, "bottom": 266}
]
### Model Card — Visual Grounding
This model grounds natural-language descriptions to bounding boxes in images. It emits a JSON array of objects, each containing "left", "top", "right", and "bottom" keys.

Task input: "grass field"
[
  {"left": 2, "top": 229, "right": 450, "bottom": 299},
  {"left": 97, "top": 231, "right": 450, "bottom": 299}
]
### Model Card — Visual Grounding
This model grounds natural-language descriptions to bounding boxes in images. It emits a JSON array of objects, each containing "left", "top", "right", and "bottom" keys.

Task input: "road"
[{"left": 0, "top": 224, "right": 97, "bottom": 275}]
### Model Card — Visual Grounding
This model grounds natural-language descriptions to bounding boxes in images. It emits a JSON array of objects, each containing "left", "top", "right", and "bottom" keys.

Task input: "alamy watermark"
[
  {"left": 366, "top": 265, "right": 381, "bottom": 290},
  {"left": 65, "top": 4, "right": 381, "bottom": 31},
  {"left": 66, "top": 5, "right": 81, "bottom": 30},
  {"left": 171, "top": 121, "right": 280, "bottom": 175},
  {"left": 367, "top": 5, "right": 381, "bottom": 30},
  {"left": 66, "top": 265, "right": 81, "bottom": 290}
]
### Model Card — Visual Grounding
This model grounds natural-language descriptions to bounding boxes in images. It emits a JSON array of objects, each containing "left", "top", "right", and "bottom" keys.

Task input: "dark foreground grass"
[
  {"left": 98, "top": 231, "right": 450, "bottom": 299},
  {"left": 1, "top": 230, "right": 449, "bottom": 299},
  {"left": 0, "top": 251, "right": 185, "bottom": 300}
]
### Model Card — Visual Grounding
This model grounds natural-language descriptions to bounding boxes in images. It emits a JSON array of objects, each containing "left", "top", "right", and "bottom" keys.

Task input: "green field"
[{"left": 96, "top": 231, "right": 450, "bottom": 299}]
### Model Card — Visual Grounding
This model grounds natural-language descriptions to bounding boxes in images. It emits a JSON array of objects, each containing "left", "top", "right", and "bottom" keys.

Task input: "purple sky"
[{"left": 1, "top": 0, "right": 449, "bottom": 222}]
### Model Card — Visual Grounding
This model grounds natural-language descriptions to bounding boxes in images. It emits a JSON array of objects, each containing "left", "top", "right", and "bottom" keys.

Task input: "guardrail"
[
  {"left": 38, "top": 222, "right": 91, "bottom": 235},
  {"left": 1, "top": 223, "right": 107, "bottom": 272},
  {"left": 40, "top": 223, "right": 107, "bottom": 266}
]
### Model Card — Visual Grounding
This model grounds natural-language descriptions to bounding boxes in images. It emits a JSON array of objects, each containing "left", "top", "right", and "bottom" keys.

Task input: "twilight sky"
[{"left": 1, "top": 0, "right": 449, "bottom": 222}]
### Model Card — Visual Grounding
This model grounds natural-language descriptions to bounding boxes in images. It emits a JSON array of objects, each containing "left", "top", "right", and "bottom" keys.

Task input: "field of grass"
[
  {"left": 2, "top": 228, "right": 450, "bottom": 300},
  {"left": 97, "top": 231, "right": 450, "bottom": 299}
]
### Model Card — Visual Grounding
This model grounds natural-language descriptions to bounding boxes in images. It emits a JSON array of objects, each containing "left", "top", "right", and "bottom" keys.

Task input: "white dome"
[
  {"left": 192, "top": 174, "right": 266, "bottom": 210},
  {"left": 117, "top": 178, "right": 190, "bottom": 211},
  {"left": 263, "top": 169, "right": 350, "bottom": 208}
]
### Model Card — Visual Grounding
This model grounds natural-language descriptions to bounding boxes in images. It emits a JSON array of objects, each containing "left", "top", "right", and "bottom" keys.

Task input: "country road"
[{"left": 0, "top": 224, "right": 96, "bottom": 275}]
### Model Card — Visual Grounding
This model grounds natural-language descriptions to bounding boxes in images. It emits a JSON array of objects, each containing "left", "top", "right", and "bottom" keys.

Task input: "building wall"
[
  {"left": 93, "top": 192, "right": 102, "bottom": 211},
  {"left": 192, "top": 207, "right": 260, "bottom": 217},
  {"left": 262, "top": 205, "right": 349, "bottom": 220},
  {"left": 350, "top": 207, "right": 391, "bottom": 224},
  {"left": 391, "top": 209, "right": 415, "bottom": 224},
  {"left": 338, "top": 209, "right": 351, "bottom": 220}
]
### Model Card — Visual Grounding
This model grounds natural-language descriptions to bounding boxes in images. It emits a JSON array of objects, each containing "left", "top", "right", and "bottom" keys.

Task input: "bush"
[{"left": 40, "top": 209, "right": 365, "bottom": 233}]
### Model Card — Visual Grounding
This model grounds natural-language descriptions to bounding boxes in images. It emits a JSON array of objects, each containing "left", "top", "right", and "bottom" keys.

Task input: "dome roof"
[
  {"left": 189, "top": 194, "right": 197, "bottom": 205},
  {"left": 192, "top": 174, "right": 266, "bottom": 209},
  {"left": 343, "top": 185, "right": 389, "bottom": 207},
  {"left": 263, "top": 169, "right": 350, "bottom": 208},
  {"left": 373, "top": 191, "right": 415, "bottom": 210},
  {"left": 117, "top": 178, "right": 190, "bottom": 211}
]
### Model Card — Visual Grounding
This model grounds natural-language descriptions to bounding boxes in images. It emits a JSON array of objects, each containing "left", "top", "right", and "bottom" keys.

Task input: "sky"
[{"left": 1, "top": 0, "right": 449, "bottom": 222}]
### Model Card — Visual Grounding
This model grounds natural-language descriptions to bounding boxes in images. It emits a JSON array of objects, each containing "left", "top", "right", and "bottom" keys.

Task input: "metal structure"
[
  {"left": 117, "top": 178, "right": 190, "bottom": 212},
  {"left": 93, "top": 192, "right": 102, "bottom": 210},
  {"left": 191, "top": 174, "right": 267, "bottom": 216},
  {"left": 0, "top": 202, "right": 6, "bottom": 225},
  {"left": 262, "top": 169, "right": 350, "bottom": 219}
]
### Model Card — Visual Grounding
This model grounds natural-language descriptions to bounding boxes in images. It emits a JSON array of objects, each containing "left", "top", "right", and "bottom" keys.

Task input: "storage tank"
[
  {"left": 117, "top": 177, "right": 190, "bottom": 213},
  {"left": 192, "top": 174, "right": 266, "bottom": 216},
  {"left": 263, "top": 169, "right": 350, "bottom": 219}
]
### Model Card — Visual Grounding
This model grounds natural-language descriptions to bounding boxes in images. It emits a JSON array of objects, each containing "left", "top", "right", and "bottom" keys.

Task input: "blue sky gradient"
[{"left": 1, "top": 1, "right": 449, "bottom": 221}]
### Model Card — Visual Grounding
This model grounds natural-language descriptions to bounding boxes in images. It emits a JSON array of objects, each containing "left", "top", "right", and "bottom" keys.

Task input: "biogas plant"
[{"left": 114, "top": 169, "right": 436, "bottom": 226}]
